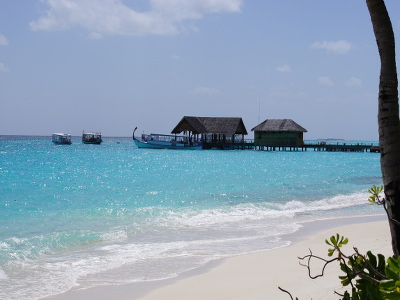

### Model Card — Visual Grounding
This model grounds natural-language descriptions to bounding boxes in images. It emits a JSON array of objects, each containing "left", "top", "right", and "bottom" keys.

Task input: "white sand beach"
[
  {"left": 138, "top": 218, "right": 391, "bottom": 300},
  {"left": 47, "top": 216, "right": 392, "bottom": 300}
]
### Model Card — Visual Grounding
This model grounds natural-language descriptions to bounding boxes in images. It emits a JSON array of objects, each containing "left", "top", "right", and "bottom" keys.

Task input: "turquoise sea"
[{"left": 0, "top": 136, "right": 384, "bottom": 300}]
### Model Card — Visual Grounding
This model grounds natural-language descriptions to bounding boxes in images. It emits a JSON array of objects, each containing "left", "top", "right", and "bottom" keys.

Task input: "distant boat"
[
  {"left": 52, "top": 133, "right": 72, "bottom": 145},
  {"left": 133, "top": 127, "right": 202, "bottom": 150},
  {"left": 82, "top": 131, "right": 102, "bottom": 144}
]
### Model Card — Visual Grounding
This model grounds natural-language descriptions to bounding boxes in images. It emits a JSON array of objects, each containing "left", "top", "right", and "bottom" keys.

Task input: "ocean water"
[{"left": 0, "top": 136, "right": 384, "bottom": 300}]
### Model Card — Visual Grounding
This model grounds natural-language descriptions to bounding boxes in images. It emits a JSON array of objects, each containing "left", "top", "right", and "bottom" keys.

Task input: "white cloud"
[
  {"left": 310, "top": 40, "right": 352, "bottom": 54},
  {"left": 276, "top": 64, "right": 292, "bottom": 73},
  {"left": 346, "top": 77, "right": 363, "bottom": 87},
  {"left": 0, "top": 34, "right": 9, "bottom": 46},
  {"left": 0, "top": 62, "right": 9, "bottom": 72},
  {"left": 192, "top": 86, "right": 221, "bottom": 95},
  {"left": 318, "top": 76, "right": 334, "bottom": 86},
  {"left": 30, "top": 0, "right": 243, "bottom": 37}
]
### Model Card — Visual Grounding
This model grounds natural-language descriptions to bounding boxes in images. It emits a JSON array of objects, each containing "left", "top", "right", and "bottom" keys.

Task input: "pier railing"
[
  {"left": 202, "top": 139, "right": 380, "bottom": 152},
  {"left": 303, "top": 141, "right": 379, "bottom": 152},
  {"left": 255, "top": 141, "right": 380, "bottom": 152}
]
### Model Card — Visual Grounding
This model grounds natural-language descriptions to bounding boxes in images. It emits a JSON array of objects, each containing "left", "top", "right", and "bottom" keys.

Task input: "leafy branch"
[
  {"left": 279, "top": 186, "right": 400, "bottom": 299},
  {"left": 280, "top": 233, "right": 395, "bottom": 299},
  {"left": 368, "top": 185, "right": 400, "bottom": 228}
]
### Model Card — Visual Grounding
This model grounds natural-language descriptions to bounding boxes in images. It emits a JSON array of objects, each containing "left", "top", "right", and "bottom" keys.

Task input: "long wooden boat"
[
  {"left": 133, "top": 127, "right": 202, "bottom": 150},
  {"left": 82, "top": 131, "right": 102, "bottom": 144},
  {"left": 52, "top": 133, "right": 72, "bottom": 145}
]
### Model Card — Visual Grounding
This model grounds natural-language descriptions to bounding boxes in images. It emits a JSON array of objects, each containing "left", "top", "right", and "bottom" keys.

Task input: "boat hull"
[
  {"left": 53, "top": 141, "right": 72, "bottom": 145},
  {"left": 132, "top": 127, "right": 202, "bottom": 150},
  {"left": 133, "top": 138, "right": 202, "bottom": 150},
  {"left": 82, "top": 141, "right": 102, "bottom": 144}
]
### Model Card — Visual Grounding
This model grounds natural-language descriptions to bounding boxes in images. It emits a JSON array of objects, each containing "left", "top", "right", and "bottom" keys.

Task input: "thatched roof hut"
[
  {"left": 251, "top": 119, "right": 307, "bottom": 133},
  {"left": 172, "top": 116, "right": 248, "bottom": 149},
  {"left": 172, "top": 116, "right": 247, "bottom": 135},
  {"left": 251, "top": 119, "right": 307, "bottom": 147}
]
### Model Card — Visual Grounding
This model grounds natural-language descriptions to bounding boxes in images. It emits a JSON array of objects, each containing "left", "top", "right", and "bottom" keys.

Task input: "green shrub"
[{"left": 280, "top": 186, "right": 400, "bottom": 300}]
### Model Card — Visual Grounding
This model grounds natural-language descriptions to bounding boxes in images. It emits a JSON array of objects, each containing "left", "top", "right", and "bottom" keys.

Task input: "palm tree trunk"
[{"left": 367, "top": 0, "right": 400, "bottom": 257}]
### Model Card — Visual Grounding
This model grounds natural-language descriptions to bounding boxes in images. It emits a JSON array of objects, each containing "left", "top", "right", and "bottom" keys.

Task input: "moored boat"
[
  {"left": 133, "top": 127, "right": 202, "bottom": 150},
  {"left": 52, "top": 133, "right": 72, "bottom": 145},
  {"left": 82, "top": 131, "right": 102, "bottom": 144}
]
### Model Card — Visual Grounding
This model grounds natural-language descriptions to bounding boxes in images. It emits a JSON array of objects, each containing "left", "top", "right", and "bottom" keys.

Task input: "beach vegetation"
[
  {"left": 280, "top": 231, "right": 400, "bottom": 299},
  {"left": 367, "top": 185, "right": 400, "bottom": 230},
  {"left": 297, "top": 234, "right": 400, "bottom": 300},
  {"left": 279, "top": 188, "right": 400, "bottom": 299},
  {"left": 367, "top": 185, "right": 384, "bottom": 205}
]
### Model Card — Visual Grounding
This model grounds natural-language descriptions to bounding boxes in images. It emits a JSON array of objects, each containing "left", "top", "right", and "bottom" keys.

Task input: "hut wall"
[
  {"left": 203, "top": 134, "right": 236, "bottom": 143},
  {"left": 254, "top": 131, "right": 303, "bottom": 146}
]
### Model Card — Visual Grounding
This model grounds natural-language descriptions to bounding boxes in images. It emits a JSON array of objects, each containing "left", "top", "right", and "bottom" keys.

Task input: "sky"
[{"left": 1, "top": 0, "right": 400, "bottom": 140}]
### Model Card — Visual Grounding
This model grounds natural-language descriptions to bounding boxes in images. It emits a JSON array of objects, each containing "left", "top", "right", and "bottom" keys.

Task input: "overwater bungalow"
[
  {"left": 251, "top": 119, "right": 307, "bottom": 149},
  {"left": 171, "top": 116, "right": 249, "bottom": 149}
]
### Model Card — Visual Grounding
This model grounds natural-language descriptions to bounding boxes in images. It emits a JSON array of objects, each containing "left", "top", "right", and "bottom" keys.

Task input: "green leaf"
[
  {"left": 327, "top": 248, "right": 334, "bottom": 257},
  {"left": 330, "top": 234, "right": 337, "bottom": 245}
]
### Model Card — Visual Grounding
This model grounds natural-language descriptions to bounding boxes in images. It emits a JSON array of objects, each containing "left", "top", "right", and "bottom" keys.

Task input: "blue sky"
[{"left": 1, "top": 0, "right": 400, "bottom": 140}]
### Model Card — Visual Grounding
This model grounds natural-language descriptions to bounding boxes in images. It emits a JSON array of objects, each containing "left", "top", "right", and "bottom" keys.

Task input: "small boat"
[
  {"left": 82, "top": 131, "right": 102, "bottom": 144},
  {"left": 52, "top": 133, "right": 72, "bottom": 145},
  {"left": 133, "top": 127, "right": 202, "bottom": 150}
]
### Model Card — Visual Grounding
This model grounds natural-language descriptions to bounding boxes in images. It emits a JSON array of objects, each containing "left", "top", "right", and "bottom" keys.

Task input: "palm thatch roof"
[
  {"left": 172, "top": 116, "right": 248, "bottom": 135},
  {"left": 251, "top": 119, "right": 307, "bottom": 132}
]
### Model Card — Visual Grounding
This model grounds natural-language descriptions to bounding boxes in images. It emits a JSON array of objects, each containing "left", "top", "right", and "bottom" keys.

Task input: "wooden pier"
[
  {"left": 204, "top": 141, "right": 380, "bottom": 152},
  {"left": 304, "top": 142, "right": 379, "bottom": 152},
  {"left": 202, "top": 141, "right": 255, "bottom": 150},
  {"left": 255, "top": 142, "right": 379, "bottom": 152}
]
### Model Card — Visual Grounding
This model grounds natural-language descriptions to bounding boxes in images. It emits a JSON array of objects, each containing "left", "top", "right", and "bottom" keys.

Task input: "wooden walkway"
[
  {"left": 203, "top": 141, "right": 380, "bottom": 152},
  {"left": 305, "top": 143, "right": 380, "bottom": 152},
  {"left": 254, "top": 142, "right": 379, "bottom": 152},
  {"left": 202, "top": 141, "right": 254, "bottom": 150}
]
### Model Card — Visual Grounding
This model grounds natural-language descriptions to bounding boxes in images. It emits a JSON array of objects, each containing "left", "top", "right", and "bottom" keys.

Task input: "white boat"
[
  {"left": 133, "top": 127, "right": 202, "bottom": 150},
  {"left": 52, "top": 133, "right": 72, "bottom": 145},
  {"left": 82, "top": 131, "right": 102, "bottom": 144}
]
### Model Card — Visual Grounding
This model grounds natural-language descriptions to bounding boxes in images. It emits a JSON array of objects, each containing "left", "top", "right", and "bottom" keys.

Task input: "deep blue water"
[{"left": 0, "top": 136, "right": 384, "bottom": 299}]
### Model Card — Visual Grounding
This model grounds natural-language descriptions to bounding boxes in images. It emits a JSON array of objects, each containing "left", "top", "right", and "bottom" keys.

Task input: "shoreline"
[{"left": 45, "top": 214, "right": 390, "bottom": 300}]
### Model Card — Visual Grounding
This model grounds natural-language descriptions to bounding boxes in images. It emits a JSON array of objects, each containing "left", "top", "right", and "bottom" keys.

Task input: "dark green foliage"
[
  {"left": 327, "top": 234, "right": 386, "bottom": 299},
  {"left": 380, "top": 256, "right": 400, "bottom": 299},
  {"left": 284, "top": 234, "right": 400, "bottom": 300},
  {"left": 280, "top": 185, "right": 400, "bottom": 299}
]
